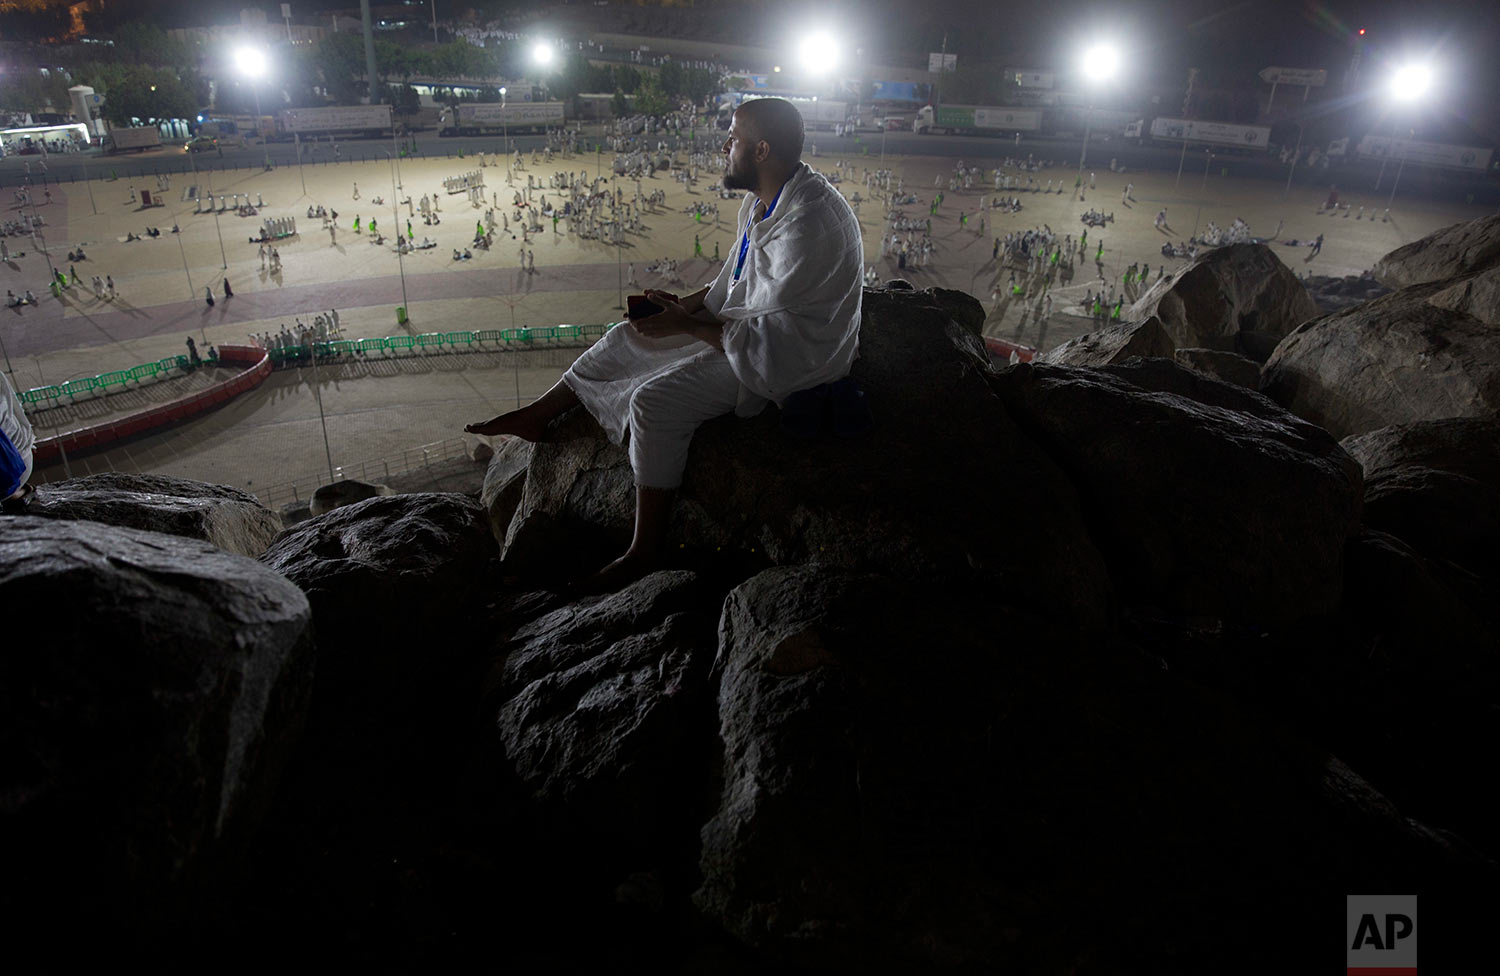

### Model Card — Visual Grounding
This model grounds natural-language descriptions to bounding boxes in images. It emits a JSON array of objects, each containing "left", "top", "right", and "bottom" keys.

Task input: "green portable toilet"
[{"left": 397, "top": 306, "right": 408, "bottom": 326}]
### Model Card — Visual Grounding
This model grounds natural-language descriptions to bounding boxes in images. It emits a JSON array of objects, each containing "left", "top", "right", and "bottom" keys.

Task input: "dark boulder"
[
  {"left": 260, "top": 492, "right": 496, "bottom": 703},
  {"left": 696, "top": 566, "right": 1483, "bottom": 973},
  {"left": 25, "top": 472, "right": 282, "bottom": 557},
  {"left": 0, "top": 518, "right": 313, "bottom": 935},
  {"left": 309, "top": 478, "right": 393, "bottom": 515},
  {"left": 1341, "top": 418, "right": 1500, "bottom": 578},
  {"left": 1173, "top": 346, "right": 1263, "bottom": 389},
  {"left": 990, "top": 358, "right": 1363, "bottom": 622},
  {"left": 1373, "top": 213, "right": 1500, "bottom": 289},
  {"left": 1262, "top": 284, "right": 1500, "bottom": 439},
  {"left": 1126, "top": 242, "right": 1318, "bottom": 355},
  {"left": 484, "top": 570, "right": 721, "bottom": 861},
  {"left": 1040, "top": 315, "right": 1174, "bottom": 366},
  {"left": 483, "top": 287, "right": 1115, "bottom": 628}
]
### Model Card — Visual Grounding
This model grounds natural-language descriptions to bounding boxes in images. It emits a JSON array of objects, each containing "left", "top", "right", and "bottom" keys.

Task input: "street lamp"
[
  {"left": 798, "top": 32, "right": 839, "bottom": 76},
  {"left": 1283, "top": 120, "right": 1305, "bottom": 197},
  {"left": 1377, "top": 63, "right": 1434, "bottom": 210},
  {"left": 233, "top": 46, "right": 271, "bottom": 171},
  {"left": 501, "top": 86, "right": 511, "bottom": 185},
  {"left": 1074, "top": 42, "right": 1119, "bottom": 197}
]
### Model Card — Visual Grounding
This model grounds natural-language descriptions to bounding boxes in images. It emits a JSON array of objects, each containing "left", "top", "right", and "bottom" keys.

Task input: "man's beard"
[{"left": 722, "top": 162, "right": 755, "bottom": 191}]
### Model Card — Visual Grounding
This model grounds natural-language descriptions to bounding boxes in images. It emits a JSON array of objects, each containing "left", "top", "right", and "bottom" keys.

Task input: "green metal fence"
[{"left": 16, "top": 323, "right": 617, "bottom": 403}]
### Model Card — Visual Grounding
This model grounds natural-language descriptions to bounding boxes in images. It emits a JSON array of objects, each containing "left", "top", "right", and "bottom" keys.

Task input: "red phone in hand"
[{"left": 627, "top": 294, "right": 665, "bottom": 319}]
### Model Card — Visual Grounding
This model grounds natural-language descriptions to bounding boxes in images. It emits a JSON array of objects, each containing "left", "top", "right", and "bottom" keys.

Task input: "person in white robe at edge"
[{"left": 465, "top": 97, "right": 863, "bottom": 589}]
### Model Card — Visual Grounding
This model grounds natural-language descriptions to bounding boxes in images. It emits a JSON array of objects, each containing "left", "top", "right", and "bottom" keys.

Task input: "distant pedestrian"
[
  {"left": 204, "top": 285, "right": 215, "bottom": 308},
  {"left": 223, "top": 277, "right": 233, "bottom": 298},
  {"left": 106, "top": 275, "right": 116, "bottom": 299},
  {"left": 352, "top": 182, "right": 360, "bottom": 199}
]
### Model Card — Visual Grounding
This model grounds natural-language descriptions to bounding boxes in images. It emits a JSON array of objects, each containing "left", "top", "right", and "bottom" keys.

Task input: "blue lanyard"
[{"left": 733, "top": 185, "right": 783, "bottom": 283}]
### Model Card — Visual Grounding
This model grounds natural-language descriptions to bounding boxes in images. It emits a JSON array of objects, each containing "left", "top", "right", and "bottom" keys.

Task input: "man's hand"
[
  {"left": 632, "top": 292, "right": 724, "bottom": 350},
  {"left": 649, "top": 286, "right": 706, "bottom": 315}
]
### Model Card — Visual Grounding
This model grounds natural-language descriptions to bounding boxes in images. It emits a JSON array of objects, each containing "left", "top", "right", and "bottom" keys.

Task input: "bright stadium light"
[
  {"left": 532, "top": 42, "right": 554, "bottom": 66},
  {"left": 1389, "top": 63, "right": 1432, "bottom": 103},
  {"left": 1079, "top": 43, "right": 1120, "bottom": 85},
  {"left": 799, "top": 32, "right": 839, "bottom": 75},
  {"left": 233, "top": 46, "right": 266, "bottom": 79}
]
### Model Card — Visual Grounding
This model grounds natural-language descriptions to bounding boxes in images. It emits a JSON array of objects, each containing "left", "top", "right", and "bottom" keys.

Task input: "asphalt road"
[{"left": 5, "top": 125, "right": 1497, "bottom": 206}]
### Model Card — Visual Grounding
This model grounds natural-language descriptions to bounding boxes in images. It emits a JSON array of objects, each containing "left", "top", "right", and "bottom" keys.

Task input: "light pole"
[
  {"left": 1380, "top": 63, "right": 1433, "bottom": 212},
  {"left": 1074, "top": 43, "right": 1120, "bottom": 198},
  {"left": 1192, "top": 149, "right": 1214, "bottom": 238},
  {"left": 1283, "top": 121, "right": 1305, "bottom": 197},
  {"left": 234, "top": 47, "right": 271, "bottom": 171},
  {"left": 383, "top": 149, "right": 410, "bottom": 320},
  {"left": 187, "top": 144, "right": 229, "bottom": 269},
  {"left": 501, "top": 87, "right": 511, "bottom": 185}
]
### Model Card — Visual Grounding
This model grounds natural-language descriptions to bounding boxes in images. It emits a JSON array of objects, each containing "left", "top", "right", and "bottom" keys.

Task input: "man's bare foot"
[
  {"left": 566, "top": 548, "right": 660, "bottom": 595},
  {"left": 464, "top": 408, "right": 549, "bottom": 441}
]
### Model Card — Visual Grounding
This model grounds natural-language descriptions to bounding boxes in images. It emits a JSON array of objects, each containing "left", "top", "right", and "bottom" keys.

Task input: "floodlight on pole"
[
  {"left": 532, "top": 42, "right": 554, "bottom": 66},
  {"left": 1388, "top": 63, "right": 1432, "bottom": 103},
  {"left": 799, "top": 32, "right": 839, "bottom": 75},
  {"left": 1376, "top": 62, "right": 1435, "bottom": 205},
  {"left": 234, "top": 46, "right": 271, "bottom": 170},
  {"left": 1074, "top": 42, "right": 1120, "bottom": 194}
]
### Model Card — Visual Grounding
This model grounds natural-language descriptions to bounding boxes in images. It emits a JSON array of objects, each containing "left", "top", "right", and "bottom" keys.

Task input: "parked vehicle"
[{"left": 913, "top": 104, "right": 1043, "bottom": 136}]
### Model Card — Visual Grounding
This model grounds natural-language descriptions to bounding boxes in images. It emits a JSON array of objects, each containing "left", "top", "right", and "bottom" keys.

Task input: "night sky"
[{"left": 63, "top": 0, "right": 1500, "bottom": 137}]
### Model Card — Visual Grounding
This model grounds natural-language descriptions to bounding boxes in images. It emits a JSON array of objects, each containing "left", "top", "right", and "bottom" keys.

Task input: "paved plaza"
[{"left": 5, "top": 138, "right": 1492, "bottom": 502}]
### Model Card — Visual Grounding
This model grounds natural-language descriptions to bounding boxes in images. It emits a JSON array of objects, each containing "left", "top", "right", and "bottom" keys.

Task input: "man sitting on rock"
[
  {"left": 1, "top": 369, "right": 36, "bottom": 512},
  {"left": 466, "top": 97, "right": 864, "bottom": 588}
]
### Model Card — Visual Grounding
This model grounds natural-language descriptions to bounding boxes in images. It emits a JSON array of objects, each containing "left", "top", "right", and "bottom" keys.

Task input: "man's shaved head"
[{"left": 735, "top": 98, "right": 805, "bottom": 165}]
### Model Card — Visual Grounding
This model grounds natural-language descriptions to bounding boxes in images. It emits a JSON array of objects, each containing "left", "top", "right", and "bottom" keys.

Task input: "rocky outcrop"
[
  {"left": 1261, "top": 282, "right": 1500, "bottom": 439},
  {"left": 1373, "top": 213, "right": 1500, "bottom": 289},
  {"left": 485, "top": 570, "right": 720, "bottom": 858},
  {"left": 1303, "top": 273, "right": 1392, "bottom": 314},
  {"left": 696, "top": 566, "right": 1474, "bottom": 972},
  {"left": 0, "top": 518, "right": 313, "bottom": 933},
  {"left": 25, "top": 472, "right": 282, "bottom": 557},
  {"left": 1041, "top": 315, "right": 1173, "bottom": 366},
  {"left": 1266, "top": 217, "right": 1500, "bottom": 439},
  {"left": 1173, "top": 346, "right": 1263, "bottom": 388},
  {"left": 1341, "top": 418, "right": 1500, "bottom": 578},
  {"left": 309, "top": 478, "right": 394, "bottom": 515},
  {"left": 261, "top": 492, "right": 495, "bottom": 701},
  {"left": 990, "top": 358, "right": 1362, "bottom": 622},
  {"left": 1127, "top": 242, "right": 1318, "bottom": 356},
  {"left": 483, "top": 288, "right": 1116, "bottom": 629}
]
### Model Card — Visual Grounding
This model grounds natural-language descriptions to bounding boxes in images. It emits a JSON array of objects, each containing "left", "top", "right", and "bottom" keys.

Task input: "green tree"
[
  {"left": 109, "top": 24, "right": 188, "bottom": 68},
  {"left": 97, "top": 66, "right": 197, "bottom": 126},
  {"left": 611, "top": 89, "right": 629, "bottom": 118},
  {"left": 384, "top": 83, "right": 421, "bottom": 120},
  {"left": 317, "top": 32, "right": 368, "bottom": 104},
  {"left": 633, "top": 77, "right": 670, "bottom": 117},
  {"left": 0, "top": 65, "right": 72, "bottom": 117}
]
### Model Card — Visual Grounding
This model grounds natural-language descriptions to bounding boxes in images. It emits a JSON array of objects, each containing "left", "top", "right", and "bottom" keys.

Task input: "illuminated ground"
[{"left": 6, "top": 139, "right": 1490, "bottom": 502}]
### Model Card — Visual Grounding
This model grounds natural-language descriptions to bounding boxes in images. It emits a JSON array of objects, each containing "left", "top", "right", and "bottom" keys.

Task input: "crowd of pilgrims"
[{"left": 248, "top": 310, "right": 345, "bottom": 353}]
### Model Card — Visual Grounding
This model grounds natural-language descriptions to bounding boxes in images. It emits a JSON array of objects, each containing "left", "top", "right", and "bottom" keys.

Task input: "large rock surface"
[
  {"left": 990, "top": 358, "right": 1362, "bottom": 622},
  {"left": 1040, "top": 315, "right": 1173, "bottom": 366},
  {"left": 261, "top": 492, "right": 496, "bottom": 700},
  {"left": 483, "top": 289, "right": 1115, "bottom": 628},
  {"left": 0, "top": 518, "right": 313, "bottom": 931},
  {"left": 25, "top": 472, "right": 283, "bottom": 557},
  {"left": 1261, "top": 283, "right": 1500, "bottom": 439},
  {"left": 1341, "top": 418, "right": 1500, "bottom": 577},
  {"left": 1373, "top": 213, "right": 1500, "bottom": 289},
  {"left": 1172, "top": 346, "right": 1263, "bottom": 389},
  {"left": 484, "top": 570, "right": 720, "bottom": 858},
  {"left": 1126, "top": 242, "right": 1318, "bottom": 355},
  {"left": 696, "top": 566, "right": 1479, "bottom": 972}
]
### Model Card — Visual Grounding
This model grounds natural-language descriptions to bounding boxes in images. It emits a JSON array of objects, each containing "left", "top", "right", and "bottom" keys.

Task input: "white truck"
[
  {"left": 106, "top": 125, "right": 161, "bottom": 152},
  {"left": 438, "top": 101, "right": 566, "bottom": 137},
  {"left": 913, "top": 104, "right": 1043, "bottom": 136},
  {"left": 279, "top": 104, "right": 394, "bottom": 140},
  {"left": 1124, "top": 117, "right": 1271, "bottom": 152}
]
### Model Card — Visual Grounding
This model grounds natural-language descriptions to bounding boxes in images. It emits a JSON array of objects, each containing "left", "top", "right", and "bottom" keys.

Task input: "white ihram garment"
[{"left": 562, "top": 162, "right": 863, "bottom": 489}]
